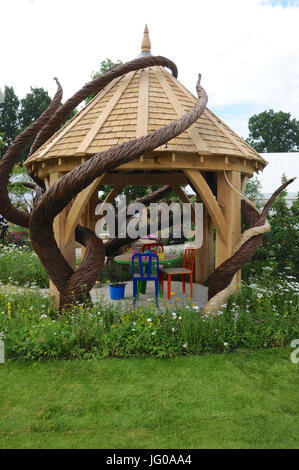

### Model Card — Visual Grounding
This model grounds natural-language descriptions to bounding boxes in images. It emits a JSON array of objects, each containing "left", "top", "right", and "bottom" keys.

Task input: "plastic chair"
[
  {"left": 160, "top": 247, "right": 195, "bottom": 300},
  {"left": 132, "top": 252, "right": 159, "bottom": 307}
]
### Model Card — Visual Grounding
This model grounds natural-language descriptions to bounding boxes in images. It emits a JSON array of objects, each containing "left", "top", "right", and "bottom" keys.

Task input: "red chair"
[{"left": 160, "top": 248, "right": 195, "bottom": 299}]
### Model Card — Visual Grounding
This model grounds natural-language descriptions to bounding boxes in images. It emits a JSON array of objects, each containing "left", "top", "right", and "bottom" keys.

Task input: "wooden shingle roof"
[{"left": 24, "top": 30, "right": 266, "bottom": 169}]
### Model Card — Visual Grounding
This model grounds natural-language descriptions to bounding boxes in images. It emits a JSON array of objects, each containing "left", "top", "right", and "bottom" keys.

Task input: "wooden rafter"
[
  {"left": 76, "top": 71, "right": 135, "bottom": 155},
  {"left": 95, "top": 185, "right": 124, "bottom": 221},
  {"left": 64, "top": 174, "right": 106, "bottom": 245},
  {"left": 184, "top": 169, "right": 227, "bottom": 242},
  {"left": 153, "top": 67, "right": 209, "bottom": 154},
  {"left": 29, "top": 76, "right": 123, "bottom": 162},
  {"left": 136, "top": 68, "right": 149, "bottom": 137},
  {"left": 171, "top": 184, "right": 195, "bottom": 223},
  {"left": 101, "top": 172, "right": 188, "bottom": 186}
]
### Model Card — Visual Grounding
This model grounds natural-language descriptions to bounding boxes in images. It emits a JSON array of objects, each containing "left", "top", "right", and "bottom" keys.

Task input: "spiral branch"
[
  {"left": 203, "top": 177, "right": 296, "bottom": 315},
  {"left": 28, "top": 61, "right": 207, "bottom": 309}
]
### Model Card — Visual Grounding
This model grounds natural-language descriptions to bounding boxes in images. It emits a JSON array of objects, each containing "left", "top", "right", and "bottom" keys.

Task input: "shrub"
[
  {"left": 243, "top": 176, "right": 299, "bottom": 281},
  {"left": 0, "top": 270, "right": 298, "bottom": 360},
  {"left": 0, "top": 245, "right": 48, "bottom": 288}
]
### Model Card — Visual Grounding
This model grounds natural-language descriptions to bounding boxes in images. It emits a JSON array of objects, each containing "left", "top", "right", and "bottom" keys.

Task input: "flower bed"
[{"left": 0, "top": 268, "right": 298, "bottom": 360}]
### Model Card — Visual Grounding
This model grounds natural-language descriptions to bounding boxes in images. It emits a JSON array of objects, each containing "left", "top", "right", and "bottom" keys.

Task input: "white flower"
[
  {"left": 171, "top": 312, "right": 177, "bottom": 318},
  {"left": 132, "top": 328, "right": 135, "bottom": 331},
  {"left": 147, "top": 318, "right": 152, "bottom": 322},
  {"left": 172, "top": 327, "right": 175, "bottom": 332},
  {"left": 40, "top": 314, "right": 47, "bottom": 318},
  {"left": 257, "top": 293, "right": 263, "bottom": 298},
  {"left": 224, "top": 342, "right": 228, "bottom": 346},
  {"left": 183, "top": 343, "right": 187, "bottom": 348},
  {"left": 151, "top": 331, "right": 156, "bottom": 335}
]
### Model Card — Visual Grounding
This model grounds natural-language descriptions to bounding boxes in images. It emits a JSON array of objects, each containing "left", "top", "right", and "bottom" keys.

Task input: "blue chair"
[{"left": 132, "top": 252, "right": 159, "bottom": 307}]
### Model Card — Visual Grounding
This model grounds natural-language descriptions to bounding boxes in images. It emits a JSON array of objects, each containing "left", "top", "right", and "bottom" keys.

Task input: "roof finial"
[{"left": 141, "top": 24, "right": 151, "bottom": 53}]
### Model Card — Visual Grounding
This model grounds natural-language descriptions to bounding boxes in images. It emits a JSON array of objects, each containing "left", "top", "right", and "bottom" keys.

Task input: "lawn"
[{"left": 0, "top": 347, "right": 298, "bottom": 449}]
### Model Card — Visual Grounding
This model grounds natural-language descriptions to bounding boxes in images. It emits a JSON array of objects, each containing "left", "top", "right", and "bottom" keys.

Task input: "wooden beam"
[
  {"left": 36, "top": 154, "right": 255, "bottom": 179},
  {"left": 116, "top": 154, "right": 255, "bottom": 175},
  {"left": 136, "top": 68, "right": 149, "bottom": 138},
  {"left": 48, "top": 171, "right": 76, "bottom": 308},
  {"left": 184, "top": 169, "right": 227, "bottom": 242},
  {"left": 204, "top": 108, "right": 248, "bottom": 157},
  {"left": 34, "top": 76, "right": 123, "bottom": 161},
  {"left": 76, "top": 71, "right": 135, "bottom": 155},
  {"left": 64, "top": 174, "right": 106, "bottom": 245},
  {"left": 215, "top": 171, "right": 241, "bottom": 285},
  {"left": 101, "top": 172, "right": 188, "bottom": 186},
  {"left": 153, "top": 67, "right": 209, "bottom": 154},
  {"left": 95, "top": 185, "right": 124, "bottom": 221},
  {"left": 171, "top": 184, "right": 195, "bottom": 223},
  {"left": 194, "top": 200, "right": 214, "bottom": 284}
]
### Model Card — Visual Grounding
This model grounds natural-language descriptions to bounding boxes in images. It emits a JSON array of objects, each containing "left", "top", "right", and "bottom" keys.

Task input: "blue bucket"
[{"left": 109, "top": 283, "right": 126, "bottom": 300}]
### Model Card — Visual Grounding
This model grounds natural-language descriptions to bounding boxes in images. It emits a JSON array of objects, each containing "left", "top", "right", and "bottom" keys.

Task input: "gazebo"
[{"left": 24, "top": 26, "right": 267, "bottom": 306}]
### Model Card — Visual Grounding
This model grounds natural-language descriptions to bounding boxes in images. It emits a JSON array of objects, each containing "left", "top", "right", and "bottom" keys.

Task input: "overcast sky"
[{"left": 0, "top": 0, "right": 298, "bottom": 139}]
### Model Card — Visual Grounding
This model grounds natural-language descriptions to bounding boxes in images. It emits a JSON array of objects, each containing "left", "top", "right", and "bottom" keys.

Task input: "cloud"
[{"left": 1, "top": 0, "right": 298, "bottom": 137}]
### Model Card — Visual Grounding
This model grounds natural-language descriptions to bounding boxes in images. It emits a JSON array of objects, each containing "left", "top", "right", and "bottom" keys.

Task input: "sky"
[
  {"left": 0, "top": 0, "right": 298, "bottom": 140},
  {"left": 258, "top": 152, "right": 299, "bottom": 194}
]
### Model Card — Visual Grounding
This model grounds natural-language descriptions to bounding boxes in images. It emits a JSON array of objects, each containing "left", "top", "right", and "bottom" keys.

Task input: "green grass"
[{"left": 0, "top": 347, "right": 298, "bottom": 449}]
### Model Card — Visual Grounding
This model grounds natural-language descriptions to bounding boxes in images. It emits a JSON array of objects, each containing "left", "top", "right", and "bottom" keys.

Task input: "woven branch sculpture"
[
  {"left": 0, "top": 55, "right": 208, "bottom": 309},
  {"left": 0, "top": 54, "right": 295, "bottom": 312}
]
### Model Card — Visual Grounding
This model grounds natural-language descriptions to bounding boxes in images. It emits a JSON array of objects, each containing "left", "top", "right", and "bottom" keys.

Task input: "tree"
[
  {"left": 0, "top": 86, "right": 20, "bottom": 157},
  {"left": 246, "top": 109, "right": 299, "bottom": 152},
  {"left": 85, "top": 58, "right": 123, "bottom": 104},
  {"left": 244, "top": 176, "right": 263, "bottom": 209},
  {"left": 243, "top": 175, "right": 299, "bottom": 280},
  {"left": 18, "top": 87, "right": 51, "bottom": 161},
  {"left": 19, "top": 87, "right": 51, "bottom": 130}
]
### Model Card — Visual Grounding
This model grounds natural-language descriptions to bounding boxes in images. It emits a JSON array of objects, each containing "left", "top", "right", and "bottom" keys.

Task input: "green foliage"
[
  {"left": 0, "top": 271, "right": 297, "bottom": 360},
  {"left": 244, "top": 176, "right": 263, "bottom": 208},
  {"left": 246, "top": 109, "right": 299, "bottom": 152},
  {"left": 85, "top": 58, "right": 123, "bottom": 104},
  {"left": 0, "top": 347, "right": 298, "bottom": 449},
  {"left": 19, "top": 87, "right": 51, "bottom": 130},
  {"left": 0, "top": 132, "right": 5, "bottom": 149},
  {"left": 0, "top": 86, "right": 20, "bottom": 157},
  {"left": 0, "top": 85, "right": 77, "bottom": 162},
  {"left": 0, "top": 245, "right": 48, "bottom": 288},
  {"left": 0, "top": 86, "right": 53, "bottom": 161},
  {"left": 7, "top": 164, "right": 35, "bottom": 211},
  {"left": 243, "top": 176, "right": 299, "bottom": 280}
]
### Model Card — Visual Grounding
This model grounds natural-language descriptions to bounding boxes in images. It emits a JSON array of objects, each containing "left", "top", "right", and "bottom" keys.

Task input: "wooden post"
[
  {"left": 194, "top": 199, "right": 214, "bottom": 284},
  {"left": 49, "top": 171, "right": 76, "bottom": 308},
  {"left": 80, "top": 187, "right": 99, "bottom": 261},
  {"left": 216, "top": 171, "right": 241, "bottom": 283}
]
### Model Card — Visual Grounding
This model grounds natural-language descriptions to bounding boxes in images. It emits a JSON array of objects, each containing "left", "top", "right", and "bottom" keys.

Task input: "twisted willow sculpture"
[{"left": 0, "top": 54, "right": 295, "bottom": 311}]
